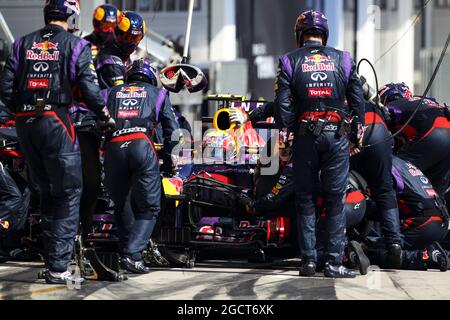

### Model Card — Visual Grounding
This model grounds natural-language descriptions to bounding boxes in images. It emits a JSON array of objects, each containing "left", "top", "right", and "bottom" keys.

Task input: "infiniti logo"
[
  {"left": 311, "top": 72, "right": 328, "bottom": 81},
  {"left": 33, "top": 62, "right": 49, "bottom": 72},
  {"left": 123, "top": 99, "right": 138, "bottom": 106}
]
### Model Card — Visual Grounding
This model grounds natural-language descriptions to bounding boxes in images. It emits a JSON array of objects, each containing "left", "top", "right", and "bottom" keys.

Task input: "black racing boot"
[
  {"left": 347, "top": 241, "right": 371, "bottom": 275},
  {"left": 299, "top": 260, "right": 316, "bottom": 277},
  {"left": 324, "top": 262, "right": 356, "bottom": 279},
  {"left": 427, "top": 242, "right": 449, "bottom": 272},
  {"left": 386, "top": 244, "right": 403, "bottom": 269},
  {"left": 121, "top": 257, "right": 151, "bottom": 274}
]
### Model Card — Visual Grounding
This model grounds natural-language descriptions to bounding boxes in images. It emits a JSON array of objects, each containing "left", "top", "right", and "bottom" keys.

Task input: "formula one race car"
[{"left": 155, "top": 95, "right": 369, "bottom": 268}]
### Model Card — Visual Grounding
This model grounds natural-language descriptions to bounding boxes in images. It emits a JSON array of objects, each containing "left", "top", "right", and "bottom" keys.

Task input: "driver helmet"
[{"left": 203, "top": 130, "right": 237, "bottom": 164}]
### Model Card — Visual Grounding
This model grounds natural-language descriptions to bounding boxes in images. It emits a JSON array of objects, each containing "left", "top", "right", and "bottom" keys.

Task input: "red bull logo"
[
  {"left": 305, "top": 54, "right": 331, "bottom": 63},
  {"left": 27, "top": 41, "right": 59, "bottom": 61},
  {"left": 26, "top": 41, "right": 59, "bottom": 61},
  {"left": 121, "top": 86, "right": 145, "bottom": 92},
  {"left": 302, "top": 54, "right": 335, "bottom": 73},
  {"left": 26, "top": 50, "right": 59, "bottom": 61},
  {"left": 116, "top": 91, "right": 147, "bottom": 99},
  {"left": 31, "top": 41, "right": 58, "bottom": 51}
]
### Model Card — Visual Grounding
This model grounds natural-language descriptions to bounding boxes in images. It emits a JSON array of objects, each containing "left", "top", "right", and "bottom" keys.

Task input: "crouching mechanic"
[
  {"left": 0, "top": 162, "right": 31, "bottom": 262},
  {"left": 275, "top": 10, "right": 365, "bottom": 278},
  {"left": 350, "top": 99, "right": 403, "bottom": 268},
  {"left": 0, "top": 0, "right": 114, "bottom": 284},
  {"left": 380, "top": 83, "right": 450, "bottom": 198},
  {"left": 239, "top": 133, "right": 370, "bottom": 274},
  {"left": 104, "top": 59, "right": 179, "bottom": 273},
  {"left": 366, "top": 156, "right": 449, "bottom": 271}
]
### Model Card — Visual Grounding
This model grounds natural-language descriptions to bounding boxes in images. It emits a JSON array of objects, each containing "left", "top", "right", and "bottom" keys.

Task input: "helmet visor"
[
  {"left": 120, "top": 32, "right": 144, "bottom": 46},
  {"left": 97, "top": 20, "right": 116, "bottom": 33}
]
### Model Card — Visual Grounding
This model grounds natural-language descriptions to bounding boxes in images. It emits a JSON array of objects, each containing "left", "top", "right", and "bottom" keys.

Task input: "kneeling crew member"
[{"left": 381, "top": 83, "right": 450, "bottom": 198}]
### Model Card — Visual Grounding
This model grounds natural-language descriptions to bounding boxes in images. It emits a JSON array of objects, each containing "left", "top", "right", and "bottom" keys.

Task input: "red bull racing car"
[{"left": 155, "top": 95, "right": 368, "bottom": 268}]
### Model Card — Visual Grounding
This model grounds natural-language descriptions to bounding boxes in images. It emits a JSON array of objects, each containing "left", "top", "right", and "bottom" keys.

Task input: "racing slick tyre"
[
  {"left": 158, "top": 246, "right": 191, "bottom": 268},
  {"left": 248, "top": 248, "right": 273, "bottom": 264}
]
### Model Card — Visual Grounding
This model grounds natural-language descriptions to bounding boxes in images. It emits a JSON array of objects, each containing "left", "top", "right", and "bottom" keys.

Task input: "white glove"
[{"left": 229, "top": 108, "right": 248, "bottom": 126}]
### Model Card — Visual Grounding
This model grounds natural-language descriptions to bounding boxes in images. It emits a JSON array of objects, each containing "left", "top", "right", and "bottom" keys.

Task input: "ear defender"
[
  {"left": 118, "top": 16, "right": 131, "bottom": 32},
  {"left": 94, "top": 7, "right": 105, "bottom": 22}
]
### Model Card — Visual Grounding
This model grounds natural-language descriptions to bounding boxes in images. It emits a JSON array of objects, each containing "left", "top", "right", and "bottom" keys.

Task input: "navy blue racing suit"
[
  {"left": 73, "top": 31, "right": 110, "bottom": 231},
  {"left": 104, "top": 82, "right": 179, "bottom": 260},
  {"left": 253, "top": 162, "right": 366, "bottom": 228},
  {"left": 96, "top": 44, "right": 127, "bottom": 90},
  {"left": 367, "top": 156, "right": 449, "bottom": 270},
  {"left": 83, "top": 33, "right": 102, "bottom": 60},
  {"left": 350, "top": 102, "right": 402, "bottom": 246},
  {"left": 0, "top": 24, "right": 108, "bottom": 272},
  {"left": 275, "top": 40, "right": 365, "bottom": 264},
  {"left": 386, "top": 97, "right": 450, "bottom": 197},
  {"left": 248, "top": 102, "right": 275, "bottom": 126},
  {"left": 0, "top": 162, "right": 30, "bottom": 243}
]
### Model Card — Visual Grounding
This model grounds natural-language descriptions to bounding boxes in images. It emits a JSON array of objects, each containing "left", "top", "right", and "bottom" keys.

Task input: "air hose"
[{"left": 358, "top": 32, "right": 450, "bottom": 149}]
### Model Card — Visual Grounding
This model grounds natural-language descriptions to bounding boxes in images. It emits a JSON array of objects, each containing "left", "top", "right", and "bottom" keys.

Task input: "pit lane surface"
[{"left": 1, "top": 260, "right": 450, "bottom": 300}]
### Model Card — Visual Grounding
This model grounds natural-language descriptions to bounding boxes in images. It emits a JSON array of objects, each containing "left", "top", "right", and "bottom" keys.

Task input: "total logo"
[
  {"left": 302, "top": 54, "right": 335, "bottom": 73},
  {"left": 308, "top": 88, "right": 332, "bottom": 97},
  {"left": 27, "top": 79, "right": 49, "bottom": 89},
  {"left": 424, "top": 188, "right": 437, "bottom": 198},
  {"left": 118, "top": 110, "right": 140, "bottom": 118}
]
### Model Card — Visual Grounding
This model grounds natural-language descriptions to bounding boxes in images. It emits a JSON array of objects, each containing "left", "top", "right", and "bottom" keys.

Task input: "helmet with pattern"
[
  {"left": 92, "top": 4, "right": 123, "bottom": 45},
  {"left": 294, "top": 10, "right": 329, "bottom": 47},
  {"left": 44, "top": 0, "right": 80, "bottom": 32},
  {"left": 115, "top": 11, "right": 146, "bottom": 57},
  {"left": 126, "top": 58, "right": 158, "bottom": 87},
  {"left": 379, "top": 83, "right": 413, "bottom": 105}
]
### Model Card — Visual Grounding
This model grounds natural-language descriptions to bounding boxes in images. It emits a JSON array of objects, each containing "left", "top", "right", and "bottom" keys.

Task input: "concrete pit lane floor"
[{"left": 1, "top": 259, "right": 450, "bottom": 300}]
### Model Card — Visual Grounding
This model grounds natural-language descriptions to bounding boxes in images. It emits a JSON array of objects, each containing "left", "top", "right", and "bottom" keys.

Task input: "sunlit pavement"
[{"left": 1, "top": 260, "right": 450, "bottom": 300}]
